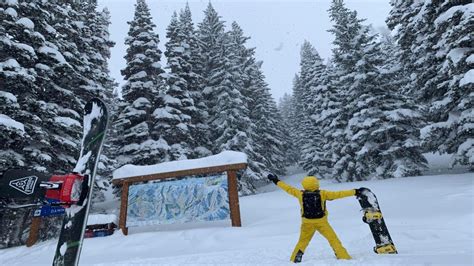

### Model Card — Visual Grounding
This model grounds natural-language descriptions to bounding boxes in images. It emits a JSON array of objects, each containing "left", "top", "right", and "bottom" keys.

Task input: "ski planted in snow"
[{"left": 356, "top": 187, "right": 397, "bottom": 254}]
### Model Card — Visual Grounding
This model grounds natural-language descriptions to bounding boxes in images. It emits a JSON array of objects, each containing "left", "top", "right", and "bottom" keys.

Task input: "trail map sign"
[
  {"left": 112, "top": 151, "right": 248, "bottom": 235},
  {"left": 127, "top": 175, "right": 229, "bottom": 227}
]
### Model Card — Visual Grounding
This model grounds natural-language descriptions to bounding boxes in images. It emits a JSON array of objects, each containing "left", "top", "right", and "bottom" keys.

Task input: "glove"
[
  {"left": 267, "top": 173, "right": 280, "bottom": 185},
  {"left": 355, "top": 187, "right": 367, "bottom": 197}
]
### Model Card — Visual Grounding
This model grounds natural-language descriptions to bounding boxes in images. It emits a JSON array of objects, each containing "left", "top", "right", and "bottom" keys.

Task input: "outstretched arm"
[
  {"left": 323, "top": 189, "right": 356, "bottom": 200},
  {"left": 277, "top": 181, "right": 302, "bottom": 198},
  {"left": 267, "top": 174, "right": 301, "bottom": 198}
]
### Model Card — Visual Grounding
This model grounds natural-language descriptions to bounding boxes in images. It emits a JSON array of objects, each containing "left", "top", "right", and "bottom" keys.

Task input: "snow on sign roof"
[{"left": 112, "top": 151, "right": 248, "bottom": 180}]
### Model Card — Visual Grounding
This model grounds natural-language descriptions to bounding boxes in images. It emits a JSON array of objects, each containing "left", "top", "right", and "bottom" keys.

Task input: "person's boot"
[{"left": 293, "top": 250, "right": 304, "bottom": 263}]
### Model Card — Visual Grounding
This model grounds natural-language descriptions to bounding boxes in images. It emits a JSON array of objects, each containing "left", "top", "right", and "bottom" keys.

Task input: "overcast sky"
[{"left": 98, "top": 0, "right": 392, "bottom": 101}]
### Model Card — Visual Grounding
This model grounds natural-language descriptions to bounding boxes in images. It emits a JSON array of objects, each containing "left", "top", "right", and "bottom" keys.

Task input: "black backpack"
[{"left": 302, "top": 190, "right": 325, "bottom": 219}]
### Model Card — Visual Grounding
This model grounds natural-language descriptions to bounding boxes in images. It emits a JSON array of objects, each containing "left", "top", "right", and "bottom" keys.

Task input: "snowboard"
[
  {"left": 52, "top": 98, "right": 109, "bottom": 266},
  {"left": 356, "top": 187, "right": 397, "bottom": 254}
]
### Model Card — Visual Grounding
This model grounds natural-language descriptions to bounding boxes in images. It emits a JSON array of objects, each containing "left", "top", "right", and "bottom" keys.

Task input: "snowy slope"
[{"left": 0, "top": 172, "right": 472, "bottom": 265}]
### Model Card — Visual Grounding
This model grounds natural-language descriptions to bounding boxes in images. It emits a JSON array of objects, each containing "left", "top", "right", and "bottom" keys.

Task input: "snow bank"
[{"left": 113, "top": 151, "right": 248, "bottom": 180}]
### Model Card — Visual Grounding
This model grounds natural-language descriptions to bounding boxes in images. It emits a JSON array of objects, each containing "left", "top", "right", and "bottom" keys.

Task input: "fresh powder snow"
[{"left": 0, "top": 171, "right": 472, "bottom": 265}]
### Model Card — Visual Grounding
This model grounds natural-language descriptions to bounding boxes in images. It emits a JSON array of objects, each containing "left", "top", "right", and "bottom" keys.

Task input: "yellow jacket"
[{"left": 277, "top": 179, "right": 355, "bottom": 224}]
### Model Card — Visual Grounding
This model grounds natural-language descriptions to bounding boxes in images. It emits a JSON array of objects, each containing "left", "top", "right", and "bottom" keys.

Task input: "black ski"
[
  {"left": 52, "top": 98, "right": 109, "bottom": 266},
  {"left": 356, "top": 187, "right": 397, "bottom": 254}
]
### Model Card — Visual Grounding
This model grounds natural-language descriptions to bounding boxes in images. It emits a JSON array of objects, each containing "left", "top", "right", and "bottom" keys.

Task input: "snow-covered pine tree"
[
  {"left": 3, "top": 0, "right": 110, "bottom": 174},
  {"left": 115, "top": 0, "right": 168, "bottom": 166},
  {"left": 414, "top": 1, "right": 473, "bottom": 170},
  {"left": 388, "top": 1, "right": 473, "bottom": 170},
  {"left": 178, "top": 3, "right": 211, "bottom": 158},
  {"left": 328, "top": 0, "right": 375, "bottom": 181},
  {"left": 0, "top": 0, "right": 94, "bottom": 247},
  {"left": 386, "top": 0, "right": 426, "bottom": 96},
  {"left": 0, "top": 1, "right": 41, "bottom": 248},
  {"left": 378, "top": 28, "right": 409, "bottom": 95},
  {"left": 78, "top": 1, "right": 116, "bottom": 99},
  {"left": 196, "top": 3, "right": 229, "bottom": 156},
  {"left": 27, "top": 1, "right": 85, "bottom": 174},
  {"left": 328, "top": 0, "right": 426, "bottom": 181},
  {"left": 157, "top": 11, "right": 196, "bottom": 161},
  {"left": 50, "top": 0, "right": 116, "bottom": 204},
  {"left": 297, "top": 41, "right": 328, "bottom": 176},
  {"left": 278, "top": 93, "right": 300, "bottom": 167},
  {"left": 0, "top": 1, "right": 37, "bottom": 172},
  {"left": 94, "top": 7, "right": 118, "bottom": 202},
  {"left": 287, "top": 75, "right": 305, "bottom": 164},
  {"left": 312, "top": 61, "right": 345, "bottom": 177},
  {"left": 294, "top": 43, "right": 313, "bottom": 162},
  {"left": 291, "top": 72, "right": 308, "bottom": 160},
  {"left": 72, "top": 1, "right": 104, "bottom": 99},
  {"left": 196, "top": 3, "right": 227, "bottom": 144},
  {"left": 375, "top": 26, "right": 427, "bottom": 178},
  {"left": 48, "top": 0, "right": 114, "bottom": 173},
  {"left": 248, "top": 61, "right": 286, "bottom": 176},
  {"left": 264, "top": 99, "right": 287, "bottom": 176},
  {"left": 431, "top": 2, "right": 473, "bottom": 170},
  {"left": 226, "top": 22, "right": 274, "bottom": 188},
  {"left": 197, "top": 5, "right": 263, "bottom": 194}
]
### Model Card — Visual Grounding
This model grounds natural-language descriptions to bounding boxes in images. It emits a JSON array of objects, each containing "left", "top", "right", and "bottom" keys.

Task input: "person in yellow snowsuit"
[{"left": 268, "top": 174, "right": 361, "bottom": 263}]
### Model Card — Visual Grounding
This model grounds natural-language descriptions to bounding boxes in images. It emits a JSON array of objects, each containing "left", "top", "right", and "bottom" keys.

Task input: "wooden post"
[
  {"left": 119, "top": 182, "right": 130, "bottom": 235},
  {"left": 227, "top": 170, "right": 241, "bottom": 227},
  {"left": 26, "top": 216, "right": 41, "bottom": 247}
]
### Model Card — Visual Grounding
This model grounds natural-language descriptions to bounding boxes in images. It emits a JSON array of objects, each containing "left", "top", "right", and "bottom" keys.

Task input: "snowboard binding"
[
  {"left": 374, "top": 243, "right": 397, "bottom": 254},
  {"left": 362, "top": 208, "right": 383, "bottom": 223}
]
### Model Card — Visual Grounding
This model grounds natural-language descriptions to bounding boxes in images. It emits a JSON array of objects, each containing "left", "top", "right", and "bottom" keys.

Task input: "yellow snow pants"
[{"left": 290, "top": 221, "right": 351, "bottom": 261}]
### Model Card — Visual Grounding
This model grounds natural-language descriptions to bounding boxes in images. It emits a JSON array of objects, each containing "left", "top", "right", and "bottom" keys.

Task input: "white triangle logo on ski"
[{"left": 9, "top": 176, "right": 38, "bottom": 195}]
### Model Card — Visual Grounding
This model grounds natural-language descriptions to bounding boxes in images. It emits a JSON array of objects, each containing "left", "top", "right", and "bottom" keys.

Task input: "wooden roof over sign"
[
  {"left": 112, "top": 151, "right": 248, "bottom": 185},
  {"left": 112, "top": 163, "right": 247, "bottom": 185}
]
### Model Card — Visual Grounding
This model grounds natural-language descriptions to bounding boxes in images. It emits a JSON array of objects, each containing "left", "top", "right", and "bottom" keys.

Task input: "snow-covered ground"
[{"left": 1, "top": 170, "right": 472, "bottom": 265}]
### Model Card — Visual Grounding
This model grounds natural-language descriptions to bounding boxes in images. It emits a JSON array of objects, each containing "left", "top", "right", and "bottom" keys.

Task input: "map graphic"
[{"left": 127, "top": 175, "right": 230, "bottom": 227}]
